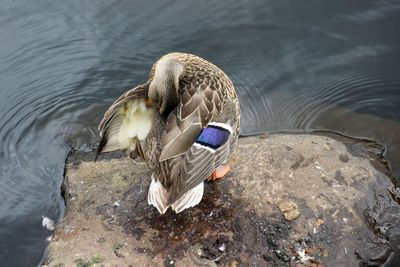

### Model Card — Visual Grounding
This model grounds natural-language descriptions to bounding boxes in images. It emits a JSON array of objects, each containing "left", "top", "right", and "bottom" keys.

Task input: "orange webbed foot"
[{"left": 208, "top": 165, "right": 231, "bottom": 181}]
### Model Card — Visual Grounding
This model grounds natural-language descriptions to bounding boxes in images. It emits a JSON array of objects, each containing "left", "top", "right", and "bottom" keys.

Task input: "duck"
[{"left": 96, "top": 52, "right": 240, "bottom": 214}]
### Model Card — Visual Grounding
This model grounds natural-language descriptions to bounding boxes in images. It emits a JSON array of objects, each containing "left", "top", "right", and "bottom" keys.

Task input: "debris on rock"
[
  {"left": 296, "top": 248, "right": 314, "bottom": 263},
  {"left": 277, "top": 200, "right": 300, "bottom": 221},
  {"left": 339, "top": 153, "right": 349, "bottom": 162},
  {"left": 41, "top": 216, "right": 55, "bottom": 231}
]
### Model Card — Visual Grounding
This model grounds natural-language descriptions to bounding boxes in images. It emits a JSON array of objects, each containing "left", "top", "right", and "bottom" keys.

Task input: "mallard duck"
[{"left": 96, "top": 52, "right": 240, "bottom": 214}]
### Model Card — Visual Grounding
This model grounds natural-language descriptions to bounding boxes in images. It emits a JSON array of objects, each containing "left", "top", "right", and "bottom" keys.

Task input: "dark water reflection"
[{"left": 0, "top": 0, "right": 399, "bottom": 265}]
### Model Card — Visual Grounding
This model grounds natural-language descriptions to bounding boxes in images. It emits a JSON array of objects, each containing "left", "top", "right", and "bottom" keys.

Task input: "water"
[{"left": 0, "top": 0, "right": 399, "bottom": 265}]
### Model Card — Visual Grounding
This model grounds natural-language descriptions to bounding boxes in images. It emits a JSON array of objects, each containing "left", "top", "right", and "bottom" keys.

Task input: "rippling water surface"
[{"left": 1, "top": 0, "right": 400, "bottom": 265}]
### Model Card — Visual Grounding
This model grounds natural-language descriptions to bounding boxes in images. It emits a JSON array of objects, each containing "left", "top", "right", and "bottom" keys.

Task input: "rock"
[
  {"left": 259, "top": 133, "right": 269, "bottom": 139},
  {"left": 43, "top": 134, "right": 400, "bottom": 266},
  {"left": 277, "top": 200, "right": 300, "bottom": 221},
  {"left": 339, "top": 153, "right": 349, "bottom": 162}
]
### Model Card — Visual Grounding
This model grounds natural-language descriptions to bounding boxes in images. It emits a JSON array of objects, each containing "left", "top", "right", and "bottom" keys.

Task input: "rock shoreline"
[{"left": 43, "top": 133, "right": 400, "bottom": 266}]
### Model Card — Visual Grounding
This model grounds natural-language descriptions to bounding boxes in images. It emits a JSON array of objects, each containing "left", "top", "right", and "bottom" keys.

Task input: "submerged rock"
[{"left": 43, "top": 134, "right": 400, "bottom": 266}]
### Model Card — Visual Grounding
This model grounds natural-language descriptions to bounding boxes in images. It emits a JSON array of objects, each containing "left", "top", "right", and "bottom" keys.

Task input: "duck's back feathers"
[
  {"left": 96, "top": 84, "right": 154, "bottom": 160},
  {"left": 159, "top": 72, "right": 227, "bottom": 162}
]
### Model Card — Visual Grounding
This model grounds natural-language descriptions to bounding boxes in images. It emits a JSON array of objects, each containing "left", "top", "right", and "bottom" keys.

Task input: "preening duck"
[{"left": 97, "top": 52, "right": 240, "bottom": 214}]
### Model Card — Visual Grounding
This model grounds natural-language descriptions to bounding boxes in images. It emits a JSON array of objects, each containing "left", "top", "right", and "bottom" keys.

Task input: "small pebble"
[
  {"left": 277, "top": 200, "right": 300, "bottom": 221},
  {"left": 339, "top": 154, "right": 349, "bottom": 162},
  {"left": 97, "top": 237, "right": 106, "bottom": 243},
  {"left": 324, "top": 144, "right": 332, "bottom": 150}
]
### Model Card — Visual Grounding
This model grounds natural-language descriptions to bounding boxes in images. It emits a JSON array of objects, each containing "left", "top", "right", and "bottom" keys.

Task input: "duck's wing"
[
  {"left": 96, "top": 83, "right": 154, "bottom": 160},
  {"left": 159, "top": 77, "right": 226, "bottom": 162},
  {"left": 168, "top": 123, "right": 233, "bottom": 212},
  {"left": 148, "top": 121, "right": 233, "bottom": 214}
]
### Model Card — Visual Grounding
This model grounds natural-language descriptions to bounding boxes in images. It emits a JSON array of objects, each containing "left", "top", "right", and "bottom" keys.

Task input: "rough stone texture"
[{"left": 43, "top": 134, "right": 400, "bottom": 267}]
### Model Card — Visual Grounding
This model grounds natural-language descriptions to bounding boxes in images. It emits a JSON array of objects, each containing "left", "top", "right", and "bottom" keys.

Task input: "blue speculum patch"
[{"left": 195, "top": 125, "right": 230, "bottom": 149}]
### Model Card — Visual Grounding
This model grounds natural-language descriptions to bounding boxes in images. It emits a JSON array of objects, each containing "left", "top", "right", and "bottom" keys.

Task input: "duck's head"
[{"left": 149, "top": 55, "right": 184, "bottom": 115}]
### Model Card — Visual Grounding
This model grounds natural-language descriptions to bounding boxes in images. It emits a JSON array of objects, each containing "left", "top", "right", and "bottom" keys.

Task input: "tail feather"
[
  {"left": 147, "top": 176, "right": 204, "bottom": 214},
  {"left": 171, "top": 182, "right": 204, "bottom": 213},
  {"left": 148, "top": 176, "right": 169, "bottom": 214}
]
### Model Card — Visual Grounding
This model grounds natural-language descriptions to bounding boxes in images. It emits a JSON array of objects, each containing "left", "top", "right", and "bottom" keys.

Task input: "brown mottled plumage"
[{"left": 97, "top": 52, "right": 240, "bottom": 214}]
